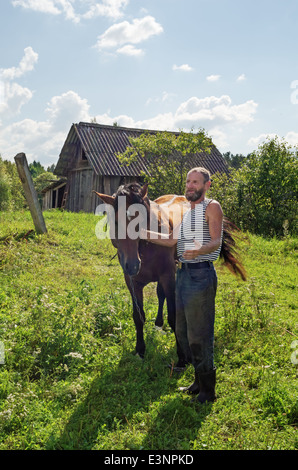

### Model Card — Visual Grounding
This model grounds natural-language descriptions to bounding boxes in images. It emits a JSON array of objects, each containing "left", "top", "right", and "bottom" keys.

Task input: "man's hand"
[{"left": 183, "top": 239, "right": 202, "bottom": 260}]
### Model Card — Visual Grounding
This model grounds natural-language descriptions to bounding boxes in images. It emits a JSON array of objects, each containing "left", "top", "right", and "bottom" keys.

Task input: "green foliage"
[
  {"left": 210, "top": 137, "right": 298, "bottom": 237},
  {"left": 34, "top": 171, "right": 58, "bottom": 204},
  {"left": 222, "top": 151, "right": 247, "bottom": 169},
  {"left": 0, "top": 157, "right": 25, "bottom": 210},
  {"left": 28, "top": 160, "right": 46, "bottom": 179},
  {"left": 0, "top": 159, "right": 11, "bottom": 211},
  {"left": 116, "top": 129, "right": 213, "bottom": 199},
  {"left": 0, "top": 210, "right": 297, "bottom": 450},
  {"left": 0, "top": 157, "right": 57, "bottom": 211},
  {"left": 34, "top": 172, "right": 57, "bottom": 194}
]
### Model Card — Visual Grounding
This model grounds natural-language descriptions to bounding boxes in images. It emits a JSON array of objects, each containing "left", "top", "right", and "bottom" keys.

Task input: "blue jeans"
[{"left": 175, "top": 264, "right": 217, "bottom": 374}]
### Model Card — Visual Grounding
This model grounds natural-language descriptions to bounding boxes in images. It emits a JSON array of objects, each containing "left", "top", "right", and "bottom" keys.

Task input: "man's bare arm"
[{"left": 140, "top": 222, "right": 181, "bottom": 248}]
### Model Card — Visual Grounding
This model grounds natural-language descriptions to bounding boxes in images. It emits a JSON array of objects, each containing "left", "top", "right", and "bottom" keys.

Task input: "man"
[{"left": 142, "top": 167, "right": 223, "bottom": 403}]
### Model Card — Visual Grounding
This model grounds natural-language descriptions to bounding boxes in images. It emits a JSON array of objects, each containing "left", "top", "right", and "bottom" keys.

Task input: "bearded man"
[{"left": 142, "top": 167, "right": 223, "bottom": 403}]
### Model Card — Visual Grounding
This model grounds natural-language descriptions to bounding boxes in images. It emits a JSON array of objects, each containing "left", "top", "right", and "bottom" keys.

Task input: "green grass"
[{"left": 0, "top": 209, "right": 297, "bottom": 450}]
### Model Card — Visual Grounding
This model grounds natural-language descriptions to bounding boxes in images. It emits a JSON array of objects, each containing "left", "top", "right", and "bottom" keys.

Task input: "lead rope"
[{"left": 128, "top": 275, "right": 145, "bottom": 325}]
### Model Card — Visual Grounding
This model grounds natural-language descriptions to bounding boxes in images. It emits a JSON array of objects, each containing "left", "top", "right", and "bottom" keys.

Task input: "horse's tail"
[{"left": 220, "top": 217, "right": 247, "bottom": 281}]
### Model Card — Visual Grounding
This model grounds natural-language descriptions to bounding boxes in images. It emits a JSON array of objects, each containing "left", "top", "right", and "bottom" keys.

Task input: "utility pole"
[{"left": 14, "top": 153, "right": 47, "bottom": 234}]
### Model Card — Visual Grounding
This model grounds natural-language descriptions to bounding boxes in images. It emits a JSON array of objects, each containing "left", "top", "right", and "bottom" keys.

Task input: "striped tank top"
[{"left": 177, "top": 198, "right": 222, "bottom": 263}]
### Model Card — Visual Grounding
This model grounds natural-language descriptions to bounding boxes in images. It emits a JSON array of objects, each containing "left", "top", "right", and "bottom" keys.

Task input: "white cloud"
[
  {"left": 285, "top": 131, "right": 298, "bottom": 146},
  {"left": 0, "top": 82, "right": 33, "bottom": 117},
  {"left": 174, "top": 95, "right": 258, "bottom": 128},
  {"left": 95, "top": 15, "right": 163, "bottom": 50},
  {"left": 82, "top": 0, "right": 129, "bottom": 20},
  {"left": 57, "top": 0, "right": 80, "bottom": 23},
  {"left": 146, "top": 91, "right": 176, "bottom": 106},
  {"left": 0, "top": 47, "right": 258, "bottom": 167},
  {"left": 0, "top": 47, "right": 38, "bottom": 119},
  {"left": 116, "top": 44, "right": 144, "bottom": 56},
  {"left": 12, "top": 0, "right": 129, "bottom": 22},
  {"left": 247, "top": 133, "right": 276, "bottom": 148},
  {"left": 45, "top": 90, "right": 90, "bottom": 130},
  {"left": 206, "top": 74, "right": 221, "bottom": 82},
  {"left": 94, "top": 95, "right": 258, "bottom": 135},
  {"left": 247, "top": 132, "right": 298, "bottom": 149},
  {"left": 0, "top": 90, "right": 91, "bottom": 165},
  {"left": 12, "top": 0, "right": 61, "bottom": 15},
  {"left": 237, "top": 73, "right": 246, "bottom": 82},
  {"left": 207, "top": 127, "right": 230, "bottom": 150},
  {"left": 0, "top": 46, "right": 38, "bottom": 81},
  {"left": 172, "top": 64, "right": 193, "bottom": 72}
]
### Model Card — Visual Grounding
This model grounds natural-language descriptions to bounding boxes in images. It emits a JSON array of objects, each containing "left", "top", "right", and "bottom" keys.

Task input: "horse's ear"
[
  {"left": 93, "top": 191, "right": 115, "bottom": 206},
  {"left": 140, "top": 182, "right": 149, "bottom": 199}
]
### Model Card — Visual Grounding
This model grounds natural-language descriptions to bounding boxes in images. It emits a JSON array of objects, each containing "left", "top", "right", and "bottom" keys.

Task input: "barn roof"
[
  {"left": 41, "top": 178, "right": 67, "bottom": 194},
  {"left": 54, "top": 122, "right": 228, "bottom": 177}
]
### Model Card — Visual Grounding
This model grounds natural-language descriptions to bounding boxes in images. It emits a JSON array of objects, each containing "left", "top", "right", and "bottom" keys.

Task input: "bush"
[
  {"left": 210, "top": 137, "right": 298, "bottom": 237},
  {"left": 0, "top": 157, "right": 25, "bottom": 210}
]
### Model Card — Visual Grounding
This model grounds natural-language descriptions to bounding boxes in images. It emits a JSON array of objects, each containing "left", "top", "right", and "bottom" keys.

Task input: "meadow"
[{"left": 0, "top": 209, "right": 297, "bottom": 450}]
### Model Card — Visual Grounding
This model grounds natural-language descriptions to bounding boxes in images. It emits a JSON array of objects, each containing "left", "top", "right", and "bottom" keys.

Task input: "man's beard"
[{"left": 185, "top": 189, "right": 203, "bottom": 201}]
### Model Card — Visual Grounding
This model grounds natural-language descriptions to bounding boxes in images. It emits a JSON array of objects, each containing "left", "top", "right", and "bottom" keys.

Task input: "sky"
[{"left": 1, "top": 0, "right": 298, "bottom": 168}]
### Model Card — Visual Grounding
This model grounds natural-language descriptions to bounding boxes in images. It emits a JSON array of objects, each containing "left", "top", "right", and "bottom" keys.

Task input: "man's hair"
[{"left": 188, "top": 167, "right": 211, "bottom": 183}]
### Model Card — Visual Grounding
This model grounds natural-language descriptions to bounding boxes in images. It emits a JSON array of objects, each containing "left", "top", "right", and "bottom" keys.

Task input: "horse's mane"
[{"left": 113, "top": 183, "right": 150, "bottom": 212}]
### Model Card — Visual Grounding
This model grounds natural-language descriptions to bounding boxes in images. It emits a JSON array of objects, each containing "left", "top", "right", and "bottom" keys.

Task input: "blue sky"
[{"left": 1, "top": 0, "right": 298, "bottom": 167}]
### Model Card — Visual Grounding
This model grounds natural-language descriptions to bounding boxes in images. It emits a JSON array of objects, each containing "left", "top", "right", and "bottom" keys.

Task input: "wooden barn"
[{"left": 43, "top": 122, "right": 228, "bottom": 213}]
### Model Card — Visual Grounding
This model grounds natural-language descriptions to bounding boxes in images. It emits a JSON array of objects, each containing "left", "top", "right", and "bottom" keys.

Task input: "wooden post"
[{"left": 14, "top": 153, "right": 47, "bottom": 234}]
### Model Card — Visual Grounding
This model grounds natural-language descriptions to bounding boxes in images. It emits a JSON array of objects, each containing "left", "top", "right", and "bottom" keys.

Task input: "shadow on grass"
[{"left": 47, "top": 336, "right": 212, "bottom": 450}]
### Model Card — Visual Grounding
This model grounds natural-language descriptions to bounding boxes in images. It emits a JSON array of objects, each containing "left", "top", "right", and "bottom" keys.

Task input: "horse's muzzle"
[
  {"left": 119, "top": 254, "right": 141, "bottom": 277},
  {"left": 124, "top": 260, "right": 141, "bottom": 276}
]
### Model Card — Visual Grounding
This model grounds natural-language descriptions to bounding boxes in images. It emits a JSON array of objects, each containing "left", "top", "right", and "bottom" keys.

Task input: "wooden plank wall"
[{"left": 66, "top": 169, "right": 122, "bottom": 213}]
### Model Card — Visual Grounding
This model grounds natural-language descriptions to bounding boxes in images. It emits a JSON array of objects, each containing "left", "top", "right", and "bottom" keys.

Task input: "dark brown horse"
[{"left": 94, "top": 182, "right": 246, "bottom": 363}]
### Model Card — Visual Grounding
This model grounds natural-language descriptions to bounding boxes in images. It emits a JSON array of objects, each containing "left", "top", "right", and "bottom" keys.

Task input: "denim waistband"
[{"left": 177, "top": 261, "right": 213, "bottom": 270}]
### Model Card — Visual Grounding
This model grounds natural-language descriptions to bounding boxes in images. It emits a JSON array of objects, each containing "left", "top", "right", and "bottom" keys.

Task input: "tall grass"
[{"left": 0, "top": 210, "right": 297, "bottom": 450}]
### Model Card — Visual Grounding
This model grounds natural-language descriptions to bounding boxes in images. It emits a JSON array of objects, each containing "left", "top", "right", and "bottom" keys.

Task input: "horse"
[{"left": 94, "top": 182, "right": 246, "bottom": 363}]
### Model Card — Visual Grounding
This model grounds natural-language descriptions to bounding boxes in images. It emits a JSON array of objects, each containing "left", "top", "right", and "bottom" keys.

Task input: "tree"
[
  {"left": 116, "top": 128, "right": 213, "bottom": 199},
  {"left": 29, "top": 161, "right": 45, "bottom": 178},
  {"left": 0, "top": 157, "right": 12, "bottom": 210},
  {"left": 47, "top": 164, "right": 56, "bottom": 173},
  {"left": 0, "top": 157, "right": 56, "bottom": 211},
  {"left": 210, "top": 137, "right": 298, "bottom": 237},
  {"left": 222, "top": 151, "right": 247, "bottom": 169},
  {"left": 0, "top": 157, "right": 26, "bottom": 210}
]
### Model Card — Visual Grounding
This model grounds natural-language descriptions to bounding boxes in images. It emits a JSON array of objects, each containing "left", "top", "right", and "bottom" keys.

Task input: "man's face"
[{"left": 185, "top": 171, "right": 208, "bottom": 202}]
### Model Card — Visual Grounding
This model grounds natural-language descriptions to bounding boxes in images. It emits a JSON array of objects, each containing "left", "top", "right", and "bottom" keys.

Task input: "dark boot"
[
  {"left": 194, "top": 368, "right": 216, "bottom": 404},
  {"left": 179, "top": 371, "right": 200, "bottom": 394}
]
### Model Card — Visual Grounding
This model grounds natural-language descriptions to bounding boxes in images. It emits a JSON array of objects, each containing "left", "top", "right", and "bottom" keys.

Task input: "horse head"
[{"left": 94, "top": 182, "right": 150, "bottom": 277}]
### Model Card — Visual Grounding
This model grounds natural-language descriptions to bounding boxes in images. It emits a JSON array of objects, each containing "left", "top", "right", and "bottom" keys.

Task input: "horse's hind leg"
[{"left": 155, "top": 282, "right": 165, "bottom": 327}]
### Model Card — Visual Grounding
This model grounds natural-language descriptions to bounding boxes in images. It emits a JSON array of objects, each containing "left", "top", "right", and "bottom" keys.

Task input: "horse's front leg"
[
  {"left": 125, "top": 276, "right": 146, "bottom": 358},
  {"left": 155, "top": 282, "right": 165, "bottom": 328}
]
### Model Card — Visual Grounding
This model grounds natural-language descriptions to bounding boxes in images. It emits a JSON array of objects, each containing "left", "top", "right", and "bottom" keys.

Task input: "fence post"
[{"left": 14, "top": 153, "right": 47, "bottom": 234}]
